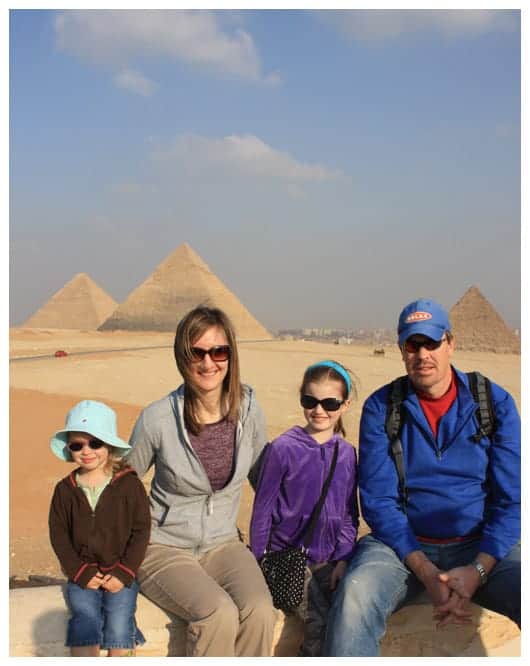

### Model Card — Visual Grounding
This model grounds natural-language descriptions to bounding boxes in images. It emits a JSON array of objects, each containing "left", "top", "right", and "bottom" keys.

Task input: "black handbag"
[{"left": 259, "top": 442, "right": 339, "bottom": 613}]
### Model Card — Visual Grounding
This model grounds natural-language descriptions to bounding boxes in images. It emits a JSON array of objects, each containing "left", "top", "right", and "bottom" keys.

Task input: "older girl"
[{"left": 250, "top": 360, "right": 359, "bottom": 656}]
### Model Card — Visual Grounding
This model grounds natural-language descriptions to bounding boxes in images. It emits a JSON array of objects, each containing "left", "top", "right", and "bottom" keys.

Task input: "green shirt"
[{"left": 76, "top": 474, "right": 112, "bottom": 510}]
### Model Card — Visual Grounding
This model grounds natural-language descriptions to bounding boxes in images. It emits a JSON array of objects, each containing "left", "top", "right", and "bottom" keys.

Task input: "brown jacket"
[{"left": 49, "top": 467, "right": 151, "bottom": 589}]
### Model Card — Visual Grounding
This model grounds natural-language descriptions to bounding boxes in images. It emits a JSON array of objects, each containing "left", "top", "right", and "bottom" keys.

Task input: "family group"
[{"left": 48, "top": 298, "right": 521, "bottom": 657}]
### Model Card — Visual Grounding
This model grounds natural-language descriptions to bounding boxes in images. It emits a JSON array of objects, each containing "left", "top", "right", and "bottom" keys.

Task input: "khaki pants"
[{"left": 137, "top": 539, "right": 276, "bottom": 657}]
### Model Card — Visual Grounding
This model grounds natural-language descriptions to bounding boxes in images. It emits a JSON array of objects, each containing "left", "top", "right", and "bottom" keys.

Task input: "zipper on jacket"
[{"left": 206, "top": 495, "right": 214, "bottom": 516}]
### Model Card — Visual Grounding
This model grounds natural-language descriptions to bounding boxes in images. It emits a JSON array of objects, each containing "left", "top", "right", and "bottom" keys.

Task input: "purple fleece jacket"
[{"left": 249, "top": 426, "right": 358, "bottom": 565}]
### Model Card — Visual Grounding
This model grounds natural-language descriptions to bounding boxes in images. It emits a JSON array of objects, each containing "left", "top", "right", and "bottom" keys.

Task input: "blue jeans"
[
  {"left": 65, "top": 580, "right": 146, "bottom": 649},
  {"left": 324, "top": 535, "right": 520, "bottom": 656}
]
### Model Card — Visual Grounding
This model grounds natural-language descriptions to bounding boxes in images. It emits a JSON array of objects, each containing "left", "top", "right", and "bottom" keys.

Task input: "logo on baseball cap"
[{"left": 397, "top": 299, "right": 451, "bottom": 346}]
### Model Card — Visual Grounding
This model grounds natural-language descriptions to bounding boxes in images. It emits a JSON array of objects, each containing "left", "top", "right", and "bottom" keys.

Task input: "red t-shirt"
[{"left": 417, "top": 372, "right": 457, "bottom": 438}]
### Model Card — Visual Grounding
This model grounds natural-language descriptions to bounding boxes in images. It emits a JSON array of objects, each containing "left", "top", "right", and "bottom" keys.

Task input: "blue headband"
[{"left": 305, "top": 360, "right": 352, "bottom": 394}]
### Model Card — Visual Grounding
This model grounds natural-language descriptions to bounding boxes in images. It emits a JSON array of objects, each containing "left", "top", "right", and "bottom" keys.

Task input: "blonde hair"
[
  {"left": 173, "top": 306, "right": 243, "bottom": 435},
  {"left": 106, "top": 447, "right": 130, "bottom": 475},
  {"left": 299, "top": 361, "right": 357, "bottom": 437}
]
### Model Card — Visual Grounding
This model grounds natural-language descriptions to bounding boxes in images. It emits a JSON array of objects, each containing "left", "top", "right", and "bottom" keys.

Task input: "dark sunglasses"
[
  {"left": 68, "top": 438, "right": 105, "bottom": 452},
  {"left": 300, "top": 395, "right": 345, "bottom": 412},
  {"left": 190, "top": 345, "right": 230, "bottom": 363},
  {"left": 403, "top": 337, "right": 447, "bottom": 354}
]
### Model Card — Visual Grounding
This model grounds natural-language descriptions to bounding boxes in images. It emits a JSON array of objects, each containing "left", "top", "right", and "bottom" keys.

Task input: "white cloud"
[
  {"left": 113, "top": 68, "right": 156, "bottom": 96},
  {"left": 317, "top": 9, "right": 518, "bottom": 42},
  {"left": 154, "top": 133, "right": 344, "bottom": 184},
  {"left": 54, "top": 9, "right": 275, "bottom": 84}
]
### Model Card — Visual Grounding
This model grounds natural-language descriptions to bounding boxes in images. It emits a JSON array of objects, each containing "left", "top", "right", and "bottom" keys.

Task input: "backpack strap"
[
  {"left": 385, "top": 376, "right": 409, "bottom": 506},
  {"left": 466, "top": 371, "right": 496, "bottom": 442},
  {"left": 385, "top": 371, "right": 496, "bottom": 507}
]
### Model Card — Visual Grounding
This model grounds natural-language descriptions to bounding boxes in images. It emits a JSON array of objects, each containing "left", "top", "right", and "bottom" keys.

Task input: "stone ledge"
[{"left": 9, "top": 585, "right": 519, "bottom": 657}]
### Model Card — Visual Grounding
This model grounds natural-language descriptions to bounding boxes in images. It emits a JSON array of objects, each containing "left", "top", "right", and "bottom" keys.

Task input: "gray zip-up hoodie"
[{"left": 127, "top": 383, "right": 267, "bottom": 552}]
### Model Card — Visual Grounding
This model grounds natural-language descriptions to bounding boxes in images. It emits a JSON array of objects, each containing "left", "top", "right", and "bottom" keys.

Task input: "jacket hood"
[
  {"left": 288, "top": 425, "right": 342, "bottom": 449},
  {"left": 64, "top": 466, "right": 137, "bottom": 489}
]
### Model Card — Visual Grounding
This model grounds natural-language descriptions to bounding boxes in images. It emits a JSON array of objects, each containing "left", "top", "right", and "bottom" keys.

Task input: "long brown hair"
[
  {"left": 299, "top": 361, "right": 356, "bottom": 438},
  {"left": 173, "top": 306, "right": 243, "bottom": 435}
]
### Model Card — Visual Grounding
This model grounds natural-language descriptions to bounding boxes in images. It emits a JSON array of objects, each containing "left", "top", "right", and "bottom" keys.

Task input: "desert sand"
[{"left": 9, "top": 327, "right": 521, "bottom": 656}]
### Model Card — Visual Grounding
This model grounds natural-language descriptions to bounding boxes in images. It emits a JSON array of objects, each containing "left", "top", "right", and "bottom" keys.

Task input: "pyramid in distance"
[
  {"left": 23, "top": 273, "right": 118, "bottom": 330},
  {"left": 99, "top": 243, "right": 272, "bottom": 339},
  {"left": 449, "top": 285, "right": 520, "bottom": 353}
]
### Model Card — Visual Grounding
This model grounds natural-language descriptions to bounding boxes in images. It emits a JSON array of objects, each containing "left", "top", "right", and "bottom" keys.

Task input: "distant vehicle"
[{"left": 54, "top": 350, "right": 68, "bottom": 357}]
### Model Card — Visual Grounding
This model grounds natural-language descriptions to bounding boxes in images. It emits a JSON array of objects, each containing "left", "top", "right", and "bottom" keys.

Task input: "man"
[{"left": 324, "top": 298, "right": 520, "bottom": 656}]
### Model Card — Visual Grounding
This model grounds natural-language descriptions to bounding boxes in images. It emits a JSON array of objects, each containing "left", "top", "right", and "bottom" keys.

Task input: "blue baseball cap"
[{"left": 397, "top": 299, "right": 451, "bottom": 346}]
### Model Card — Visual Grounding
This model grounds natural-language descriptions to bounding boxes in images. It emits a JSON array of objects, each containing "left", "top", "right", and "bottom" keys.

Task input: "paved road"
[
  {"left": 10, "top": 339, "right": 275, "bottom": 363},
  {"left": 9, "top": 344, "right": 173, "bottom": 363}
]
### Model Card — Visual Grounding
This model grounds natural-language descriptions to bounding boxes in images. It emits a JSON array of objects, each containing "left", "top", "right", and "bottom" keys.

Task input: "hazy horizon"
[
  {"left": 10, "top": 9, "right": 521, "bottom": 331},
  {"left": 9, "top": 243, "right": 520, "bottom": 334}
]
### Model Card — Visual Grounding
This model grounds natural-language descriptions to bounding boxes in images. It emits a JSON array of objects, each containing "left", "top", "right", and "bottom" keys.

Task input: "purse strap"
[{"left": 301, "top": 441, "right": 339, "bottom": 548}]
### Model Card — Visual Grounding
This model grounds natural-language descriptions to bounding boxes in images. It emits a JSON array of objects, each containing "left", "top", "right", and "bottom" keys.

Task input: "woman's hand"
[{"left": 330, "top": 560, "right": 348, "bottom": 590}]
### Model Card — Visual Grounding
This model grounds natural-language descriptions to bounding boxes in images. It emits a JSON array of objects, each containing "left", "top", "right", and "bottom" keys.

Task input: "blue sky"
[{"left": 9, "top": 7, "right": 521, "bottom": 331}]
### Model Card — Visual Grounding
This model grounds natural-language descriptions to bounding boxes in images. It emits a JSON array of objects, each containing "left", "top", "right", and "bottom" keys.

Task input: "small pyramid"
[
  {"left": 23, "top": 273, "right": 118, "bottom": 330},
  {"left": 99, "top": 243, "right": 272, "bottom": 339},
  {"left": 449, "top": 286, "right": 520, "bottom": 353}
]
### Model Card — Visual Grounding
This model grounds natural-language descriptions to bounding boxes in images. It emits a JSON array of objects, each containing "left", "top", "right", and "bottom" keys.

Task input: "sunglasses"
[
  {"left": 403, "top": 337, "right": 447, "bottom": 354},
  {"left": 190, "top": 345, "right": 230, "bottom": 363},
  {"left": 300, "top": 395, "right": 345, "bottom": 412},
  {"left": 68, "top": 438, "right": 105, "bottom": 453}
]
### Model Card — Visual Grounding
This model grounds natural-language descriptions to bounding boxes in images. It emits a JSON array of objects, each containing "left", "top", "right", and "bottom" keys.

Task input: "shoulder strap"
[
  {"left": 467, "top": 371, "right": 496, "bottom": 441},
  {"left": 302, "top": 442, "right": 339, "bottom": 548},
  {"left": 385, "top": 376, "right": 409, "bottom": 506},
  {"left": 385, "top": 376, "right": 408, "bottom": 441}
]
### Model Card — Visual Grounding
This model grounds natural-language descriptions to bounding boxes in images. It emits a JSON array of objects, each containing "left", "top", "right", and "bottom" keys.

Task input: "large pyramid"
[
  {"left": 449, "top": 286, "right": 520, "bottom": 353},
  {"left": 99, "top": 243, "right": 272, "bottom": 339},
  {"left": 23, "top": 273, "right": 118, "bottom": 330}
]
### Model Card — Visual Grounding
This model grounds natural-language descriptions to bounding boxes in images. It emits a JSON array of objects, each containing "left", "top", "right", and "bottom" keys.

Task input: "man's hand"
[
  {"left": 100, "top": 574, "right": 125, "bottom": 593},
  {"left": 330, "top": 560, "right": 347, "bottom": 591},
  {"left": 85, "top": 572, "right": 105, "bottom": 589},
  {"left": 432, "top": 590, "right": 474, "bottom": 628},
  {"left": 432, "top": 559, "right": 495, "bottom": 628},
  {"left": 430, "top": 563, "right": 484, "bottom": 628},
  {"left": 405, "top": 551, "right": 450, "bottom": 607},
  {"left": 438, "top": 564, "right": 482, "bottom": 601}
]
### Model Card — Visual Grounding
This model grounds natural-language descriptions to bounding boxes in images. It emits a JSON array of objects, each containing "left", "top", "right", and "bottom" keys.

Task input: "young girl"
[
  {"left": 48, "top": 400, "right": 151, "bottom": 657},
  {"left": 250, "top": 360, "right": 359, "bottom": 657}
]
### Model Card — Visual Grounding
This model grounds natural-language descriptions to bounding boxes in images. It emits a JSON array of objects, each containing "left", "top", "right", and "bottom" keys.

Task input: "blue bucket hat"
[
  {"left": 50, "top": 400, "right": 131, "bottom": 462},
  {"left": 397, "top": 299, "right": 451, "bottom": 346}
]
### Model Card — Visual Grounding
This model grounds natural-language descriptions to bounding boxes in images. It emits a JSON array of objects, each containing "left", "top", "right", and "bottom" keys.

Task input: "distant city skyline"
[{"left": 10, "top": 8, "right": 521, "bottom": 331}]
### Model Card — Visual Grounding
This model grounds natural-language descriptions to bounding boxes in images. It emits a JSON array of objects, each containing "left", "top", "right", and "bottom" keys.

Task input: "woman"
[{"left": 127, "top": 306, "right": 276, "bottom": 657}]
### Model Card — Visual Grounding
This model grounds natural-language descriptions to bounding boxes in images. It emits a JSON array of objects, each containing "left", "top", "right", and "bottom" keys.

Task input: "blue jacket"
[
  {"left": 250, "top": 426, "right": 358, "bottom": 565},
  {"left": 359, "top": 367, "right": 520, "bottom": 561}
]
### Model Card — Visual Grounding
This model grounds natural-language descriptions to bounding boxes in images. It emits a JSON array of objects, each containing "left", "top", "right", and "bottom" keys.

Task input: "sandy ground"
[{"left": 9, "top": 328, "right": 521, "bottom": 655}]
